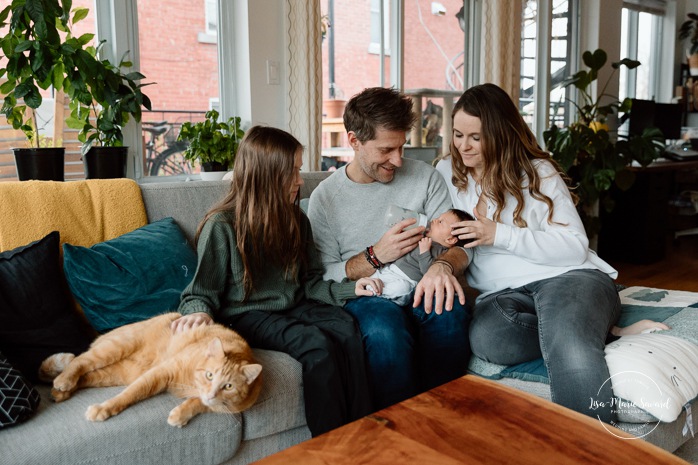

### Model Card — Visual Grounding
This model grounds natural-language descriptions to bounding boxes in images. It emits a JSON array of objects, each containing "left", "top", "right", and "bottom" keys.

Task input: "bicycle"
[{"left": 143, "top": 121, "right": 195, "bottom": 176}]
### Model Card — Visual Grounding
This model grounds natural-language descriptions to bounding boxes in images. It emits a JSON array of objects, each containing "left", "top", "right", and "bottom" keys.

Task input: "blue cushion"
[
  {"left": 63, "top": 218, "right": 197, "bottom": 333},
  {"left": 0, "top": 231, "right": 92, "bottom": 382}
]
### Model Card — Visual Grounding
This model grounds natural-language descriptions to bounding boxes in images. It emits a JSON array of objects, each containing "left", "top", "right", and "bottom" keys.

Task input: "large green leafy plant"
[
  {"left": 0, "top": 0, "right": 97, "bottom": 147},
  {"left": 66, "top": 47, "right": 153, "bottom": 156},
  {"left": 178, "top": 109, "right": 244, "bottom": 169},
  {"left": 543, "top": 49, "right": 664, "bottom": 237}
]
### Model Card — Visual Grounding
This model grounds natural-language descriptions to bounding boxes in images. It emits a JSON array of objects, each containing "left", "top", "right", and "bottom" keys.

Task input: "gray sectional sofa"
[
  {"left": 1, "top": 174, "right": 331, "bottom": 465},
  {"left": 1, "top": 171, "right": 696, "bottom": 465}
]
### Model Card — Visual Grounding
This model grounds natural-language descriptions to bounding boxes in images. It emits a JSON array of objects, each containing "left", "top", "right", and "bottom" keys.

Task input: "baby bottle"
[{"left": 384, "top": 205, "right": 428, "bottom": 231}]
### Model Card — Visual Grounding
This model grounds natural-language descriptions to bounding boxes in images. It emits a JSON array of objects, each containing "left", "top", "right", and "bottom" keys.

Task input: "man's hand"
[
  {"left": 171, "top": 312, "right": 214, "bottom": 333},
  {"left": 346, "top": 218, "right": 425, "bottom": 280},
  {"left": 413, "top": 262, "right": 465, "bottom": 314},
  {"left": 372, "top": 218, "right": 425, "bottom": 264}
]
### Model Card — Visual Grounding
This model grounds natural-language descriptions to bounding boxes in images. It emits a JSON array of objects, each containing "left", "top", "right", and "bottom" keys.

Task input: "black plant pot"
[
  {"left": 13, "top": 147, "right": 65, "bottom": 181},
  {"left": 83, "top": 146, "right": 128, "bottom": 179},
  {"left": 201, "top": 161, "right": 225, "bottom": 172}
]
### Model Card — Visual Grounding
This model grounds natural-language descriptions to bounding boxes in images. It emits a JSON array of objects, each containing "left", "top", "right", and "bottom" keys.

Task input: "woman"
[
  {"left": 435, "top": 83, "right": 621, "bottom": 423},
  {"left": 172, "top": 125, "right": 378, "bottom": 436}
]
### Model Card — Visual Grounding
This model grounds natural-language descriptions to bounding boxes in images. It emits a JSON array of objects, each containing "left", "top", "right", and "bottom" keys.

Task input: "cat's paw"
[
  {"left": 85, "top": 404, "right": 113, "bottom": 422},
  {"left": 50, "top": 387, "right": 73, "bottom": 403},
  {"left": 52, "top": 372, "right": 78, "bottom": 395},
  {"left": 167, "top": 407, "right": 192, "bottom": 427},
  {"left": 38, "top": 353, "right": 75, "bottom": 382}
]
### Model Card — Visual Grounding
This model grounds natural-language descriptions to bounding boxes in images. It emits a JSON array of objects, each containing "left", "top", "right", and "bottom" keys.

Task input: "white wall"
[{"left": 222, "top": 0, "right": 288, "bottom": 130}]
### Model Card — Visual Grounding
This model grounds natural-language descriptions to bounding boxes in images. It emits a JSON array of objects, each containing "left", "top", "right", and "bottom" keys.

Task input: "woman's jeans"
[
  {"left": 469, "top": 269, "right": 621, "bottom": 423},
  {"left": 344, "top": 295, "right": 470, "bottom": 410}
]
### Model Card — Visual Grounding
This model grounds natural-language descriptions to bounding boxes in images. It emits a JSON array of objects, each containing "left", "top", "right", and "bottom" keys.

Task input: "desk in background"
[{"left": 598, "top": 158, "right": 698, "bottom": 264}]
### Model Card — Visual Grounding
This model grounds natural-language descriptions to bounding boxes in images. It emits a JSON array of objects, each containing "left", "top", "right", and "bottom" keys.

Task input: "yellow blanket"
[{"left": 0, "top": 179, "right": 147, "bottom": 253}]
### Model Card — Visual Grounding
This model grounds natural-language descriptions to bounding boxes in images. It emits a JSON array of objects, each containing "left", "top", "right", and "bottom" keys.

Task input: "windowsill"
[
  {"left": 197, "top": 32, "right": 217, "bottom": 44},
  {"left": 138, "top": 174, "right": 203, "bottom": 184},
  {"left": 368, "top": 43, "right": 391, "bottom": 55}
]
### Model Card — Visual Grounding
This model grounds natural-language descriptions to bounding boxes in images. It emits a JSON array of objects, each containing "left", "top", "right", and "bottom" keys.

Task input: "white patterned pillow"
[
  {"left": 0, "top": 350, "right": 41, "bottom": 428},
  {"left": 605, "top": 334, "right": 698, "bottom": 422}
]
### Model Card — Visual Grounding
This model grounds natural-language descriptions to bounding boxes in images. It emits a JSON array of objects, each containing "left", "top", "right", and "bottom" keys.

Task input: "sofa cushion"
[
  {"left": 0, "top": 385, "right": 241, "bottom": 465},
  {"left": 0, "top": 231, "right": 93, "bottom": 382},
  {"left": 0, "top": 350, "right": 41, "bottom": 429},
  {"left": 240, "top": 349, "right": 309, "bottom": 441},
  {"left": 63, "top": 218, "right": 197, "bottom": 333}
]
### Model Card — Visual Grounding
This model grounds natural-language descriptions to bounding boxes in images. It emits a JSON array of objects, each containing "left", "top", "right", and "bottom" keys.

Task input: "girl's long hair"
[
  {"left": 448, "top": 83, "right": 576, "bottom": 227},
  {"left": 195, "top": 125, "right": 305, "bottom": 298}
]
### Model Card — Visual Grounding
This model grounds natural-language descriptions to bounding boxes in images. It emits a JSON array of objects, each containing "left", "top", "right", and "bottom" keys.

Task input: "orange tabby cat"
[{"left": 39, "top": 312, "right": 263, "bottom": 427}]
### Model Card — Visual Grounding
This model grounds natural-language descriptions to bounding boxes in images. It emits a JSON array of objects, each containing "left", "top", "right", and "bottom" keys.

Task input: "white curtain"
[
  {"left": 286, "top": 0, "right": 323, "bottom": 171},
  {"left": 481, "top": 0, "right": 523, "bottom": 103}
]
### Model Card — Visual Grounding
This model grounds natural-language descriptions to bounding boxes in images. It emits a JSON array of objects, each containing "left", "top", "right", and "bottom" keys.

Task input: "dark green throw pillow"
[{"left": 63, "top": 217, "right": 197, "bottom": 333}]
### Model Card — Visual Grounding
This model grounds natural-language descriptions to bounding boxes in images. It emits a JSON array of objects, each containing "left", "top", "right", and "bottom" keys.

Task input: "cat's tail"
[{"left": 38, "top": 353, "right": 76, "bottom": 382}]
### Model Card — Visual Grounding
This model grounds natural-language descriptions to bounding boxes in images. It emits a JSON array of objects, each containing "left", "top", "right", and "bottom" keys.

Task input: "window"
[
  {"left": 519, "top": 0, "right": 576, "bottom": 138},
  {"left": 619, "top": 6, "right": 663, "bottom": 102},
  {"left": 321, "top": 0, "right": 468, "bottom": 161},
  {"left": 368, "top": 0, "right": 391, "bottom": 55},
  {"left": 199, "top": 0, "right": 218, "bottom": 43}
]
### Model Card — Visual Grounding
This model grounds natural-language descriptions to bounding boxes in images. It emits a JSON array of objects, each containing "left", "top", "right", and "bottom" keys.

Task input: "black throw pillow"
[
  {"left": 0, "top": 231, "right": 93, "bottom": 382},
  {"left": 0, "top": 350, "right": 40, "bottom": 428}
]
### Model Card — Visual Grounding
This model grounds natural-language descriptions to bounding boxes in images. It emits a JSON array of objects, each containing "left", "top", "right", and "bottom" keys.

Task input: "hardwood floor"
[{"left": 605, "top": 233, "right": 698, "bottom": 292}]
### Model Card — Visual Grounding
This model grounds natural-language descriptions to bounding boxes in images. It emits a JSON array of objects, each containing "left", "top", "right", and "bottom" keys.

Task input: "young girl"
[{"left": 172, "top": 125, "right": 378, "bottom": 436}]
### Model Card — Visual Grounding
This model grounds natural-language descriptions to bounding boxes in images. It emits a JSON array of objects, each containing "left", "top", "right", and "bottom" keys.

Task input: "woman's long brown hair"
[
  {"left": 195, "top": 125, "right": 305, "bottom": 298},
  {"left": 448, "top": 83, "right": 576, "bottom": 227}
]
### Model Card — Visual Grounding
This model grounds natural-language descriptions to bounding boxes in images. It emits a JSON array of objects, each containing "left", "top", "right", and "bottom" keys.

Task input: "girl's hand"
[
  {"left": 419, "top": 237, "right": 432, "bottom": 254},
  {"left": 356, "top": 277, "right": 383, "bottom": 296},
  {"left": 451, "top": 210, "right": 496, "bottom": 247},
  {"left": 171, "top": 312, "right": 214, "bottom": 333}
]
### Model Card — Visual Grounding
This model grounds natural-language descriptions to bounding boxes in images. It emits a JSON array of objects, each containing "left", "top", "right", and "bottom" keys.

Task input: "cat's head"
[{"left": 195, "top": 337, "right": 263, "bottom": 413}]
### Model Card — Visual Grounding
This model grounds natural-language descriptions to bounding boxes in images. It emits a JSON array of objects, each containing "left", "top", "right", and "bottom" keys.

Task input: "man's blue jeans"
[
  {"left": 469, "top": 269, "right": 621, "bottom": 423},
  {"left": 344, "top": 295, "right": 470, "bottom": 410}
]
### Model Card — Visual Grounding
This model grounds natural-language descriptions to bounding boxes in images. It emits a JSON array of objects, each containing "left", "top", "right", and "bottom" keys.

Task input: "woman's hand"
[
  {"left": 451, "top": 211, "right": 496, "bottom": 247},
  {"left": 171, "top": 312, "right": 214, "bottom": 333},
  {"left": 355, "top": 277, "right": 383, "bottom": 296}
]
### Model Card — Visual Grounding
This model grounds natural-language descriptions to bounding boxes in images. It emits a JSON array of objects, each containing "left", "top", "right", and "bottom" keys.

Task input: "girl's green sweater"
[{"left": 178, "top": 211, "right": 357, "bottom": 320}]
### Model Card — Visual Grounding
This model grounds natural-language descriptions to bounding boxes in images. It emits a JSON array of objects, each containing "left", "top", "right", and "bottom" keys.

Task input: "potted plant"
[
  {"left": 177, "top": 109, "right": 244, "bottom": 180},
  {"left": 679, "top": 13, "right": 698, "bottom": 75},
  {"left": 66, "top": 46, "right": 153, "bottom": 179},
  {"left": 0, "top": 1, "right": 97, "bottom": 181},
  {"left": 543, "top": 49, "right": 664, "bottom": 240}
]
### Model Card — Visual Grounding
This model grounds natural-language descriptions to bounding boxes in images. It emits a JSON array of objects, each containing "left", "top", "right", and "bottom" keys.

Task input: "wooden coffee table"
[{"left": 254, "top": 375, "right": 688, "bottom": 464}]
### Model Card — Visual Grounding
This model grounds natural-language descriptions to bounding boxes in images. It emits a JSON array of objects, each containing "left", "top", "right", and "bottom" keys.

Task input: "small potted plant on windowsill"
[
  {"left": 177, "top": 109, "right": 244, "bottom": 180},
  {"left": 66, "top": 47, "right": 154, "bottom": 179},
  {"left": 0, "top": 1, "right": 97, "bottom": 181}
]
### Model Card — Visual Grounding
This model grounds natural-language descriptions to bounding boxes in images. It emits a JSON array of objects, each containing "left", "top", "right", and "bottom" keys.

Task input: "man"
[{"left": 308, "top": 87, "right": 471, "bottom": 410}]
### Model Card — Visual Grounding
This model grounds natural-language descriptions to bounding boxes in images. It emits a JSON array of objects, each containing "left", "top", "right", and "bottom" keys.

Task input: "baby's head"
[{"left": 427, "top": 209, "right": 474, "bottom": 248}]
